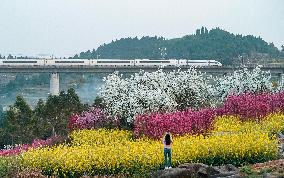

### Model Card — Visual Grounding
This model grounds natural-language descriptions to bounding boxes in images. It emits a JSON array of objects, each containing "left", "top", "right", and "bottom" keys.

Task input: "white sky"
[{"left": 0, "top": 0, "right": 283, "bottom": 57}]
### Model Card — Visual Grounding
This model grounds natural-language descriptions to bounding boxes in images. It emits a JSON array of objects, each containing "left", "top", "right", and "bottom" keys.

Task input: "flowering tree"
[
  {"left": 216, "top": 91, "right": 284, "bottom": 121},
  {"left": 99, "top": 69, "right": 215, "bottom": 124},
  {"left": 134, "top": 108, "right": 215, "bottom": 138},
  {"left": 214, "top": 66, "right": 277, "bottom": 103},
  {"left": 68, "top": 107, "right": 119, "bottom": 130}
]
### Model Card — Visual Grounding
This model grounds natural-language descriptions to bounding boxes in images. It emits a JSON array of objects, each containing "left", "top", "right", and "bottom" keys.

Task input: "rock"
[
  {"left": 155, "top": 168, "right": 193, "bottom": 178},
  {"left": 224, "top": 164, "right": 239, "bottom": 172},
  {"left": 178, "top": 163, "right": 208, "bottom": 175},
  {"left": 209, "top": 171, "right": 238, "bottom": 178},
  {"left": 206, "top": 166, "right": 221, "bottom": 175},
  {"left": 220, "top": 174, "right": 242, "bottom": 178},
  {"left": 154, "top": 163, "right": 241, "bottom": 178},
  {"left": 212, "top": 164, "right": 238, "bottom": 173},
  {"left": 197, "top": 166, "right": 208, "bottom": 178}
]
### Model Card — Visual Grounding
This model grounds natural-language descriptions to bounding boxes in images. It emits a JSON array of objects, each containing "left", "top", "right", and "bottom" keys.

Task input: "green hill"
[{"left": 75, "top": 27, "right": 281, "bottom": 65}]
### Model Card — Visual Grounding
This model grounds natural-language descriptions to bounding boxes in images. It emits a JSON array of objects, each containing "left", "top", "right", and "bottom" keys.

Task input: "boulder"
[
  {"left": 154, "top": 163, "right": 240, "bottom": 178},
  {"left": 205, "top": 166, "right": 221, "bottom": 175},
  {"left": 155, "top": 168, "right": 194, "bottom": 178},
  {"left": 178, "top": 163, "right": 209, "bottom": 175}
]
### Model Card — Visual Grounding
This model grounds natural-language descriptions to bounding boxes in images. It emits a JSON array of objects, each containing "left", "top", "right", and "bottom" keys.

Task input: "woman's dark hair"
[{"left": 165, "top": 133, "right": 171, "bottom": 145}]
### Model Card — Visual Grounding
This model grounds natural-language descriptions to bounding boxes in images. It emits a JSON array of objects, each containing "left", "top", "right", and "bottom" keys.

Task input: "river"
[{"left": 0, "top": 73, "right": 111, "bottom": 110}]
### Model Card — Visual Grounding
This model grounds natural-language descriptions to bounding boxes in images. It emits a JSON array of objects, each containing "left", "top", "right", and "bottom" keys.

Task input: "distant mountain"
[{"left": 75, "top": 27, "right": 282, "bottom": 65}]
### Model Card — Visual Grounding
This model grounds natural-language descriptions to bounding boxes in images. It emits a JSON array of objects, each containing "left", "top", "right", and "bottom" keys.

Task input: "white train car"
[
  {"left": 186, "top": 60, "right": 222, "bottom": 66},
  {"left": 134, "top": 59, "right": 177, "bottom": 66},
  {"left": 45, "top": 59, "right": 90, "bottom": 66},
  {"left": 0, "top": 59, "right": 45, "bottom": 66},
  {"left": 187, "top": 60, "right": 211, "bottom": 66},
  {"left": 0, "top": 58, "right": 222, "bottom": 67},
  {"left": 92, "top": 59, "right": 134, "bottom": 66}
]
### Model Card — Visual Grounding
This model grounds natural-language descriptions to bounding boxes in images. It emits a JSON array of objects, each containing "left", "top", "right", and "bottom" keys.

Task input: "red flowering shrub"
[
  {"left": 134, "top": 108, "right": 215, "bottom": 139},
  {"left": 134, "top": 92, "right": 284, "bottom": 138},
  {"left": 218, "top": 92, "right": 284, "bottom": 121},
  {"left": 0, "top": 136, "right": 62, "bottom": 157}
]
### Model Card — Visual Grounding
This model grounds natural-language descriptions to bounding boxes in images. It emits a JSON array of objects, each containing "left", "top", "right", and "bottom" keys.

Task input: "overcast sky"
[{"left": 0, "top": 0, "right": 283, "bottom": 57}]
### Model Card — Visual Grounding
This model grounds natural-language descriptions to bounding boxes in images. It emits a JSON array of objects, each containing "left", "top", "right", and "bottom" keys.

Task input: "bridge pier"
[
  {"left": 278, "top": 73, "right": 284, "bottom": 87},
  {"left": 50, "top": 73, "right": 59, "bottom": 95}
]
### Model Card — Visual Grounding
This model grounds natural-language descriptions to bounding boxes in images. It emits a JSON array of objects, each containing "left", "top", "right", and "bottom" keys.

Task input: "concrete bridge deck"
[{"left": 0, "top": 65, "right": 284, "bottom": 74}]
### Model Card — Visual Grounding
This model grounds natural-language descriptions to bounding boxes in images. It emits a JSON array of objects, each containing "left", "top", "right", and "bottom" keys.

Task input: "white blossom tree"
[
  {"left": 99, "top": 68, "right": 214, "bottom": 123},
  {"left": 213, "top": 66, "right": 280, "bottom": 103}
]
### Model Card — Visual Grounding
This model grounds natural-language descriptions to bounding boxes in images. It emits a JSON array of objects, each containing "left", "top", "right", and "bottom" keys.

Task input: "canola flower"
[
  {"left": 213, "top": 112, "right": 284, "bottom": 134},
  {"left": 261, "top": 113, "right": 284, "bottom": 134},
  {"left": 173, "top": 132, "right": 277, "bottom": 166},
  {"left": 20, "top": 113, "right": 281, "bottom": 177},
  {"left": 22, "top": 138, "right": 163, "bottom": 175},
  {"left": 70, "top": 129, "right": 134, "bottom": 146}
]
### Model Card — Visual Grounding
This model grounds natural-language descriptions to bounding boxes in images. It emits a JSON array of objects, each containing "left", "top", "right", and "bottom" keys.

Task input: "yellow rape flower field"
[{"left": 18, "top": 113, "right": 284, "bottom": 176}]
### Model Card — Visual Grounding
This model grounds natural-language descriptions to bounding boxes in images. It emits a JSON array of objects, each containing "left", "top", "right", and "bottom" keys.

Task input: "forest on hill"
[{"left": 76, "top": 27, "right": 284, "bottom": 65}]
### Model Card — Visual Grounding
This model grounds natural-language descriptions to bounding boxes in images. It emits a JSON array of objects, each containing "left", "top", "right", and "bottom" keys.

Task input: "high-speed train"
[{"left": 0, "top": 59, "right": 222, "bottom": 67}]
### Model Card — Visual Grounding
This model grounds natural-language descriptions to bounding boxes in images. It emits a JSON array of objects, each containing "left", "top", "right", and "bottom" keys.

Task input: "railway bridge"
[{"left": 0, "top": 65, "right": 284, "bottom": 95}]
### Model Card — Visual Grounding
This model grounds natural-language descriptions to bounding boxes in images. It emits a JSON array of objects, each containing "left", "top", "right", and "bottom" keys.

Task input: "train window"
[
  {"left": 55, "top": 61, "right": 85, "bottom": 63},
  {"left": 139, "top": 61, "right": 170, "bottom": 63},
  {"left": 187, "top": 61, "right": 207, "bottom": 63},
  {"left": 97, "top": 61, "right": 131, "bottom": 63},
  {"left": 3, "top": 61, "right": 37, "bottom": 63}
]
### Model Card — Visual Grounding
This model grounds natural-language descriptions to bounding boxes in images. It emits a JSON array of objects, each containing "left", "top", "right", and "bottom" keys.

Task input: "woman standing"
[{"left": 162, "top": 132, "right": 173, "bottom": 169}]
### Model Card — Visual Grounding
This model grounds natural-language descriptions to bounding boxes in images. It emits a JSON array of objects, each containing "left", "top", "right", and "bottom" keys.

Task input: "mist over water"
[
  {"left": 0, "top": 73, "right": 111, "bottom": 109},
  {"left": 68, "top": 73, "right": 108, "bottom": 104}
]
